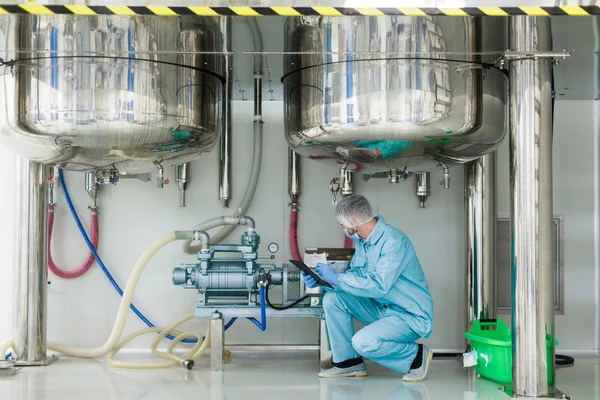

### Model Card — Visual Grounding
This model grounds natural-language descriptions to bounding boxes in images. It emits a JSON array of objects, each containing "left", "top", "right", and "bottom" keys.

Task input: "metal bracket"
[{"left": 502, "top": 50, "right": 572, "bottom": 66}]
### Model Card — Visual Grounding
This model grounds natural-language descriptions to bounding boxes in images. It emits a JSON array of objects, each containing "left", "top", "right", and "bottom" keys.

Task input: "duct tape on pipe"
[{"left": 0, "top": 5, "right": 596, "bottom": 16}]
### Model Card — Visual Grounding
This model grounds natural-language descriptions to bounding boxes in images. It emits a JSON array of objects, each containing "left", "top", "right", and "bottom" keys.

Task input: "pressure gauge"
[{"left": 268, "top": 242, "right": 279, "bottom": 253}]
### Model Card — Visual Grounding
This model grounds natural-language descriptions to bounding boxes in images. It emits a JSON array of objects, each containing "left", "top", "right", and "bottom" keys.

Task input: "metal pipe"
[
  {"left": 340, "top": 163, "right": 354, "bottom": 197},
  {"left": 153, "top": 161, "right": 165, "bottom": 189},
  {"left": 238, "top": 216, "right": 255, "bottom": 229},
  {"left": 193, "top": 230, "right": 210, "bottom": 250},
  {"left": 288, "top": 149, "right": 300, "bottom": 205},
  {"left": 85, "top": 171, "right": 99, "bottom": 209},
  {"left": 509, "top": 16, "right": 555, "bottom": 397},
  {"left": 183, "top": 215, "right": 256, "bottom": 255},
  {"left": 465, "top": 153, "right": 496, "bottom": 331},
  {"left": 210, "top": 313, "right": 224, "bottom": 372},
  {"left": 416, "top": 172, "right": 431, "bottom": 209},
  {"left": 12, "top": 157, "right": 49, "bottom": 363},
  {"left": 441, "top": 165, "right": 451, "bottom": 189},
  {"left": 593, "top": 14, "right": 600, "bottom": 358},
  {"left": 219, "top": 17, "right": 232, "bottom": 208},
  {"left": 246, "top": 19, "right": 264, "bottom": 76},
  {"left": 175, "top": 163, "right": 189, "bottom": 207}
]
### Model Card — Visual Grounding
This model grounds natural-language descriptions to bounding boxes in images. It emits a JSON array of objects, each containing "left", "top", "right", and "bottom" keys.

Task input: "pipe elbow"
[
  {"left": 239, "top": 216, "right": 255, "bottom": 229},
  {"left": 193, "top": 230, "right": 211, "bottom": 250}
]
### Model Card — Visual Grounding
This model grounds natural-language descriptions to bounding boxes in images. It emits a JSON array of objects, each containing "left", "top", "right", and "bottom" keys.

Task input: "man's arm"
[{"left": 334, "top": 239, "right": 411, "bottom": 298}]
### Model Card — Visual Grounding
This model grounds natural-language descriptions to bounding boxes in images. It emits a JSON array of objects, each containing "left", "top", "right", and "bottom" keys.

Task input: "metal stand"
[
  {"left": 12, "top": 157, "right": 50, "bottom": 365},
  {"left": 210, "top": 313, "right": 225, "bottom": 372},
  {"left": 318, "top": 318, "right": 331, "bottom": 369},
  {"left": 466, "top": 152, "right": 497, "bottom": 332},
  {"left": 508, "top": 16, "right": 556, "bottom": 398}
]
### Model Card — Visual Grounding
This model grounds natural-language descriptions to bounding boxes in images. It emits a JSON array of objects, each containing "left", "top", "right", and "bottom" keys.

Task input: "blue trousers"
[{"left": 323, "top": 291, "right": 420, "bottom": 374}]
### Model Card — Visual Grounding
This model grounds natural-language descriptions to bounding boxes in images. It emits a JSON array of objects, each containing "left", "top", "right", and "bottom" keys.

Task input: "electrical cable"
[{"left": 265, "top": 283, "right": 309, "bottom": 311}]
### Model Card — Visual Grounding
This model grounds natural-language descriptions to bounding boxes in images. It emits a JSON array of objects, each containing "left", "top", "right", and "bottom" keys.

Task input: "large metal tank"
[
  {"left": 283, "top": 16, "right": 506, "bottom": 174},
  {"left": 0, "top": 15, "right": 225, "bottom": 173}
]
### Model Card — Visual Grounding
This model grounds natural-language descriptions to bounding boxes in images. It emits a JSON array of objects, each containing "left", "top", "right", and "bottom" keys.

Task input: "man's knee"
[
  {"left": 352, "top": 330, "right": 381, "bottom": 357},
  {"left": 322, "top": 291, "right": 346, "bottom": 312}
]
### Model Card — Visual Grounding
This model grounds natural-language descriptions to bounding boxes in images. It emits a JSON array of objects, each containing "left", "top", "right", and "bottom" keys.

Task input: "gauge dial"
[{"left": 268, "top": 242, "right": 279, "bottom": 253}]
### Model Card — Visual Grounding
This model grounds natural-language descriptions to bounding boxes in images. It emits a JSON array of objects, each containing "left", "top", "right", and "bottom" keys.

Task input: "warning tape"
[{"left": 0, "top": 5, "right": 596, "bottom": 16}]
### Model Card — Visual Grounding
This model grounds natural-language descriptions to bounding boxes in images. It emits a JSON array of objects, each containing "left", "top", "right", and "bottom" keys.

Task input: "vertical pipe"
[
  {"left": 289, "top": 148, "right": 302, "bottom": 261},
  {"left": 175, "top": 163, "right": 189, "bottom": 207},
  {"left": 509, "top": 16, "right": 555, "bottom": 397},
  {"left": 416, "top": 172, "right": 431, "bottom": 209},
  {"left": 12, "top": 157, "right": 48, "bottom": 363},
  {"left": 219, "top": 17, "right": 232, "bottom": 208},
  {"left": 593, "top": 15, "right": 600, "bottom": 358},
  {"left": 288, "top": 148, "right": 300, "bottom": 205},
  {"left": 319, "top": 318, "right": 331, "bottom": 368},
  {"left": 465, "top": 153, "right": 496, "bottom": 332}
]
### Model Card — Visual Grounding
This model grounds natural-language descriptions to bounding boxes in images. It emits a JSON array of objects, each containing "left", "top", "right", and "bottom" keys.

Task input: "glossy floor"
[{"left": 0, "top": 353, "right": 596, "bottom": 400}]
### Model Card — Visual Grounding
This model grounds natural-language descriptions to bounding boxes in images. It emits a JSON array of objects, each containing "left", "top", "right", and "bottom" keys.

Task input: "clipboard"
[{"left": 289, "top": 260, "right": 334, "bottom": 289}]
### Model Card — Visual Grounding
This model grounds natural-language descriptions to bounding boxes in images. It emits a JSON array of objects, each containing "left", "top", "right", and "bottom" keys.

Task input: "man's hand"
[
  {"left": 316, "top": 263, "right": 339, "bottom": 287},
  {"left": 301, "top": 271, "right": 318, "bottom": 288}
]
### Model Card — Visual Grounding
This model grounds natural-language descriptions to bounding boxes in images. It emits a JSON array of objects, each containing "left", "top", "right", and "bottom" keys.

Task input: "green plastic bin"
[{"left": 464, "top": 319, "right": 555, "bottom": 385}]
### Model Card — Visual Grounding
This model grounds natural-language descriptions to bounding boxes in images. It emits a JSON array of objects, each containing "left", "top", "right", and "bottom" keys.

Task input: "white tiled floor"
[{"left": 0, "top": 353, "right": 596, "bottom": 400}]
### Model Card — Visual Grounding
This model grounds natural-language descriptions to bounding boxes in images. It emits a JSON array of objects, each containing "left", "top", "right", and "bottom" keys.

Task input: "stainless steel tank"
[
  {"left": 0, "top": 15, "right": 225, "bottom": 173},
  {"left": 283, "top": 16, "right": 507, "bottom": 174}
]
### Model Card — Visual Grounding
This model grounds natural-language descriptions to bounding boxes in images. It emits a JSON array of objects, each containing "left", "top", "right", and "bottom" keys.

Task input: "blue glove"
[
  {"left": 316, "top": 263, "right": 339, "bottom": 287},
  {"left": 301, "top": 271, "right": 318, "bottom": 288}
]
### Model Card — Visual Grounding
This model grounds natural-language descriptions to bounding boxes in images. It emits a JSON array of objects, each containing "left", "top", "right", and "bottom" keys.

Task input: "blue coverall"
[{"left": 323, "top": 216, "right": 433, "bottom": 374}]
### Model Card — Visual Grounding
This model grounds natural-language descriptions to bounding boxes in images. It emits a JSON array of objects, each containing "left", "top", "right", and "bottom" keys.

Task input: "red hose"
[
  {"left": 289, "top": 204, "right": 303, "bottom": 262},
  {"left": 47, "top": 204, "right": 99, "bottom": 279}
]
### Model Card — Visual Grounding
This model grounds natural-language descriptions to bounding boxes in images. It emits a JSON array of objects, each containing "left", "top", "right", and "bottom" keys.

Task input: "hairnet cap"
[{"left": 334, "top": 194, "right": 374, "bottom": 228}]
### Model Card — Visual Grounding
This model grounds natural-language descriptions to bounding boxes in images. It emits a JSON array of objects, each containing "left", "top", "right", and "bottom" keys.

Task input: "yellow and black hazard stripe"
[{"left": 0, "top": 4, "right": 597, "bottom": 17}]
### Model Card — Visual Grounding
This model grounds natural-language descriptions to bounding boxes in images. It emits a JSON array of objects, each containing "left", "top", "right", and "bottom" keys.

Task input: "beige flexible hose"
[
  {"left": 3, "top": 231, "right": 210, "bottom": 369},
  {"left": 106, "top": 313, "right": 211, "bottom": 369}
]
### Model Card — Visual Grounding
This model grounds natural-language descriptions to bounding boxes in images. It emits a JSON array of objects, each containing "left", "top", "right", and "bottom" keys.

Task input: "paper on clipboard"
[
  {"left": 302, "top": 252, "right": 327, "bottom": 301},
  {"left": 303, "top": 252, "right": 328, "bottom": 269}
]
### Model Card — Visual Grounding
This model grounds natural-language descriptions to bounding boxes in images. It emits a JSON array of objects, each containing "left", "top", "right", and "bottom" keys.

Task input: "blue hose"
[
  {"left": 4, "top": 352, "right": 11, "bottom": 360},
  {"left": 224, "top": 318, "right": 237, "bottom": 331},
  {"left": 246, "top": 285, "right": 267, "bottom": 331},
  {"left": 58, "top": 169, "right": 207, "bottom": 342}
]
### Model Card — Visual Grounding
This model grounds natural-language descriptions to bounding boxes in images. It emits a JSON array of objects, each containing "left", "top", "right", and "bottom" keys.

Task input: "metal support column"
[
  {"left": 509, "top": 16, "right": 555, "bottom": 397},
  {"left": 318, "top": 318, "right": 331, "bottom": 369},
  {"left": 219, "top": 17, "right": 232, "bottom": 208},
  {"left": 210, "top": 313, "right": 225, "bottom": 372},
  {"left": 466, "top": 153, "right": 497, "bottom": 330},
  {"left": 12, "top": 157, "right": 51, "bottom": 365}
]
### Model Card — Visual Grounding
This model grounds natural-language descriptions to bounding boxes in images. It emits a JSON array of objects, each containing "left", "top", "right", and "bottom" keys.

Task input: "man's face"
[{"left": 341, "top": 224, "right": 358, "bottom": 237}]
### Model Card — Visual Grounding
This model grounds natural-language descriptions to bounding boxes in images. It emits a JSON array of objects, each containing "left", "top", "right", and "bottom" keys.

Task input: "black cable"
[
  {"left": 555, "top": 354, "right": 575, "bottom": 366},
  {"left": 265, "top": 283, "right": 309, "bottom": 311}
]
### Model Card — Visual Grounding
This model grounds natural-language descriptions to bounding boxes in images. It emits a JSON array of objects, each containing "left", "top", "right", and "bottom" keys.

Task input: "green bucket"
[{"left": 464, "top": 319, "right": 555, "bottom": 385}]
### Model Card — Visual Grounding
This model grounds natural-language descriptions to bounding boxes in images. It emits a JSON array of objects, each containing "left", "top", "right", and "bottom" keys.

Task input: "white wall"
[
  {"left": 496, "top": 100, "right": 597, "bottom": 353},
  {"left": 0, "top": 99, "right": 597, "bottom": 356},
  {"left": 0, "top": 100, "right": 467, "bottom": 354}
]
